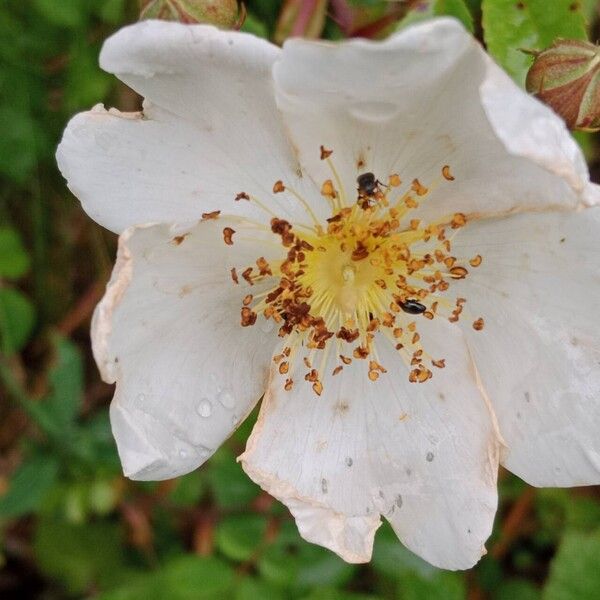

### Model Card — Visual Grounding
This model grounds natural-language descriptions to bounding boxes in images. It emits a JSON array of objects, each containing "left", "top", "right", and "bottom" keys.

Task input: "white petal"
[
  {"left": 58, "top": 21, "right": 309, "bottom": 233},
  {"left": 452, "top": 208, "right": 600, "bottom": 486},
  {"left": 94, "top": 216, "right": 279, "bottom": 480},
  {"left": 274, "top": 18, "right": 594, "bottom": 222},
  {"left": 240, "top": 320, "right": 500, "bottom": 569}
]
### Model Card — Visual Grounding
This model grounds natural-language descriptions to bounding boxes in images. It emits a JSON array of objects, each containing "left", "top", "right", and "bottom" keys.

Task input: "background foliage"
[{"left": 1, "top": 0, "right": 599, "bottom": 598}]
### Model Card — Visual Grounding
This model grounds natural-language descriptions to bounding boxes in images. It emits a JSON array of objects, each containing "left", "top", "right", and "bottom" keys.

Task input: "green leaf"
[
  {"left": 0, "top": 287, "right": 35, "bottom": 354},
  {"left": 302, "top": 588, "right": 384, "bottom": 600},
  {"left": 0, "top": 105, "right": 47, "bottom": 184},
  {"left": 482, "top": 0, "right": 587, "bottom": 86},
  {"left": 42, "top": 334, "right": 84, "bottom": 430},
  {"left": 216, "top": 514, "right": 268, "bottom": 561},
  {"left": 208, "top": 447, "right": 260, "bottom": 509},
  {"left": 543, "top": 529, "right": 600, "bottom": 600},
  {"left": 399, "top": 0, "right": 475, "bottom": 33},
  {"left": 162, "top": 556, "right": 235, "bottom": 600},
  {"left": 494, "top": 579, "right": 541, "bottom": 600},
  {"left": 168, "top": 470, "right": 206, "bottom": 507},
  {"left": 0, "top": 454, "right": 59, "bottom": 519},
  {"left": 97, "top": 557, "right": 235, "bottom": 600},
  {"left": 398, "top": 571, "right": 466, "bottom": 600},
  {"left": 32, "top": 0, "right": 89, "bottom": 27},
  {"left": 0, "top": 227, "right": 30, "bottom": 279},
  {"left": 372, "top": 523, "right": 438, "bottom": 580},
  {"left": 258, "top": 521, "right": 354, "bottom": 591},
  {"left": 235, "top": 579, "right": 286, "bottom": 600},
  {"left": 34, "top": 518, "right": 129, "bottom": 594}
]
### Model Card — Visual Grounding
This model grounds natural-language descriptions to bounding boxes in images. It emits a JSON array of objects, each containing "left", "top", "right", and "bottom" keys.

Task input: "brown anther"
[
  {"left": 256, "top": 257, "right": 272, "bottom": 276},
  {"left": 469, "top": 255, "right": 483, "bottom": 267},
  {"left": 201, "top": 210, "right": 221, "bottom": 220},
  {"left": 351, "top": 241, "right": 369, "bottom": 261},
  {"left": 332, "top": 366, "right": 343, "bottom": 376},
  {"left": 393, "top": 327, "right": 403, "bottom": 338},
  {"left": 340, "top": 355, "right": 352, "bottom": 365},
  {"left": 230, "top": 268, "right": 239, "bottom": 284},
  {"left": 423, "top": 311, "right": 434, "bottom": 320},
  {"left": 410, "top": 219, "right": 421, "bottom": 231},
  {"left": 303, "top": 357, "right": 312, "bottom": 368},
  {"left": 279, "top": 362, "right": 289, "bottom": 375},
  {"left": 405, "top": 196, "right": 419, "bottom": 209},
  {"left": 172, "top": 233, "right": 189, "bottom": 246},
  {"left": 242, "top": 267, "right": 254, "bottom": 285},
  {"left": 353, "top": 346, "right": 369, "bottom": 359},
  {"left": 375, "top": 279, "right": 387, "bottom": 289},
  {"left": 395, "top": 343, "right": 404, "bottom": 350},
  {"left": 273, "top": 180, "right": 285, "bottom": 193},
  {"left": 451, "top": 213, "right": 467, "bottom": 229},
  {"left": 367, "top": 319, "right": 380, "bottom": 333},
  {"left": 305, "top": 369, "right": 319, "bottom": 382},
  {"left": 382, "top": 312, "right": 395, "bottom": 328},
  {"left": 389, "top": 174, "right": 401, "bottom": 187},
  {"left": 449, "top": 266, "right": 468, "bottom": 279},
  {"left": 223, "top": 227, "right": 235, "bottom": 245},
  {"left": 368, "top": 370, "right": 379, "bottom": 382},
  {"left": 369, "top": 360, "right": 387, "bottom": 373},
  {"left": 241, "top": 307, "right": 257, "bottom": 327},
  {"left": 444, "top": 257, "right": 457, "bottom": 269},
  {"left": 312, "top": 381, "right": 323, "bottom": 396},
  {"left": 442, "top": 165, "right": 455, "bottom": 181},
  {"left": 411, "top": 179, "right": 428, "bottom": 196},
  {"left": 412, "top": 332, "right": 420, "bottom": 344},
  {"left": 473, "top": 317, "right": 485, "bottom": 331},
  {"left": 235, "top": 192, "right": 250, "bottom": 201},
  {"left": 321, "top": 179, "right": 337, "bottom": 199},
  {"left": 432, "top": 359, "right": 446, "bottom": 369},
  {"left": 409, "top": 367, "right": 432, "bottom": 384},
  {"left": 336, "top": 326, "right": 360, "bottom": 343},
  {"left": 284, "top": 378, "right": 294, "bottom": 391},
  {"left": 242, "top": 294, "right": 253, "bottom": 306},
  {"left": 320, "top": 145, "right": 333, "bottom": 160}
]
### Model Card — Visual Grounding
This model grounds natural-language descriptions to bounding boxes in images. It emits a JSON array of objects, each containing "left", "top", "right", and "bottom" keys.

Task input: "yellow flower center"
[{"left": 225, "top": 147, "right": 484, "bottom": 395}]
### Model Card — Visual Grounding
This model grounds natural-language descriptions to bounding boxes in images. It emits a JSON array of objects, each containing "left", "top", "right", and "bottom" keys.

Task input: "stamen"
[{"left": 227, "top": 151, "right": 483, "bottom": 395}]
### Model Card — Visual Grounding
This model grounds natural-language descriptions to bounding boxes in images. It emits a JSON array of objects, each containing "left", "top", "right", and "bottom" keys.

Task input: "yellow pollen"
[{"left": 229, "top": 150, "right": 483, "bottom": 395}]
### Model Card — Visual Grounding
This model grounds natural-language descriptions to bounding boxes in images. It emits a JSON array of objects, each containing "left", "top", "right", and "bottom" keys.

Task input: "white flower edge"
[{"left": 92, "top": 217, "right": 280, "bottom": 480}]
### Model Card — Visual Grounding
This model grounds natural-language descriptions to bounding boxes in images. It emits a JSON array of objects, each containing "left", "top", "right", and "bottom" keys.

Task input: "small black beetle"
[{"left": 399, "top": 299, "right": 427, "bottom": 315}]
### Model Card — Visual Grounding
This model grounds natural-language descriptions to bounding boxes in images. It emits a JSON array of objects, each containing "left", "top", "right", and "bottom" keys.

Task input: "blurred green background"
[{"left": 1, "top": 0, "right": 600, "bottom": 598}]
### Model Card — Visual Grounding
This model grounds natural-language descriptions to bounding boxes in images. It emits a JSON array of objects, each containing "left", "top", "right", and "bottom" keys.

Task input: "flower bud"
[
  {"left": 526, "top": 39, "right": 600, "bottom": 132},
  {"left": 140, "top": 0, "right": 240, "bottom": 29}
]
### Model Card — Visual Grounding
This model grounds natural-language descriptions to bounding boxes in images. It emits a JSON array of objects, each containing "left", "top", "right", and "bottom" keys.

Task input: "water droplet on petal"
[
  {"left": 196, "top": 398, "right": 212, "bottom": 418},
  {"left": 137, "top": 393, "right": 146, "bottom": 403},
  {"left": 179, "top": 449, "right": 188, "bottom": 459},
  {"left": 217, "top": 389, "right": 235, "bottom": 409}
]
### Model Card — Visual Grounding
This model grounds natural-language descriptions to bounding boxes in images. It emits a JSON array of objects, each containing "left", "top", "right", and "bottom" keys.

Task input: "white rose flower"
[{"left": 56, "top": 17, "right": 600, "bottom": 570}]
